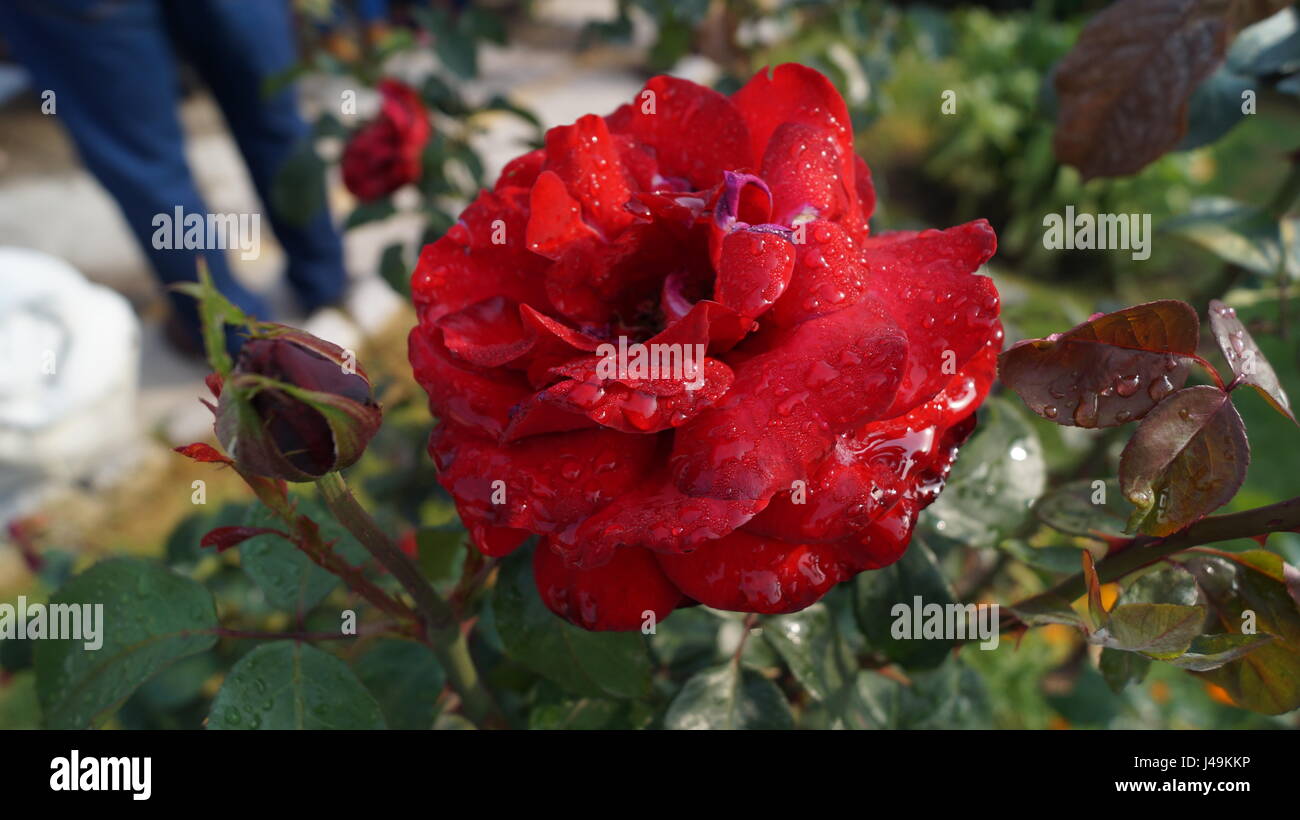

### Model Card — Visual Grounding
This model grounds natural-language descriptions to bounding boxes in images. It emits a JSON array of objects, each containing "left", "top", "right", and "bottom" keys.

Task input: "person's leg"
[
  {"left": 0, "top": 0, "right": 272, "bottom": 344},
  {"left": 164, "top": 0, "right": 349, "bottom": 313}
]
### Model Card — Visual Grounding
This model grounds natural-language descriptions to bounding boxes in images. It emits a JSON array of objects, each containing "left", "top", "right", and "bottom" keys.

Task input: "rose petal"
[
  {"left": 411, "top": 187, "right": 551, "bottom": 323},
  {"left": 761, "top": 121, "right": 850, "bottom": 225},
  {"left": 526, "top": 170, "right": 600, "bottom": 259},
  {"left": 543, "top": 114, "right": 637, "bottom": 237},
  {"left": 861, "top": 219, "right": 1001, "bottom": 417},
  {"left": 606, "top": 75, "right": 753, "bottom": 189},
  {"left": 732, "top": 64, "right": 856, "bottom": 207},
  {"left": 714, "top": 229, "right": 796, "bottom": 321},
  {"left": 430, "top": 426, "right": 659, "bottom": 551},
  {"left": 533, "top": 539, "right": 684, "bottom": 631},
  {"left": 655, "top": 530, "right": 850, "bottom": 615},
  {"left": 671, "top": 298, "right": 907, "bottom": 501}
]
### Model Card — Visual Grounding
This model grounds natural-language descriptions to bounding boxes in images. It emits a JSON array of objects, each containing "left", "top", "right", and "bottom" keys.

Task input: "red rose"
[
  {"left": 409, "top": 64, "right": 1003, "bottom": 630},
  {"left": 342, "top": 78, "right": 431, "bottom": 201}
]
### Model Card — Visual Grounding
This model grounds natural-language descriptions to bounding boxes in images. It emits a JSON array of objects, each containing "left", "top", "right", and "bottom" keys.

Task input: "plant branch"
[
  {"left": 315, "top": 471, "right": 455, "bottom": 635},
  {"left": 1016, "top": 495, "right": 1300, "bottom": 617},
  {"left": 313, "top": 471, "right": 507, "bottom": 728}
]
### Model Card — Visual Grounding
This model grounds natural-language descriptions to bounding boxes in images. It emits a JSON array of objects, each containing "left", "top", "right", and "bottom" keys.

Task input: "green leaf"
[
  {"left": 492, "top": 548, "right": 652, "bottom": 699},
  {"left": 378, "top": 242, "right": 409, "bottom": 298},
  {"left": 846, "top": 660, "right": 991, "bottom": 729},
  {"left": 1165, "top": 633, "right": 1275, "bottom": 671},
  {"left": 240, "top": 495, "right": 368, "bottom": 612},
  {"left": 1176, "top": 65, "right": 1253, "bottom": 151},
  {"left": 853, "top": 538, "right": 958, "bottom": 669},
  {"left": 345, "top": 199, "right": 397, "bottom": 229},
  {"left": 1035, "top": 478, "right": 1130, "bottom": 539},
  {"left": 1010, "top": 590, "right": 1084, "bottom": 628},
  {"left": 998, "top": 300, "right": 1198, "bottom": 428},
  {"left": 353, "top": 639, "right": 444, "bottom": 729},
  {"left": 1119, "top": 385, "right": 1250, "bottom": 536},
  {"left": 1163, "top": 197, "right": 1290, "bottom": 278},
  {"left": 1226, "top": 6, "right": 1300, "bottom": 77},
  {"left": 1093, "top": 603, "right": 1204, "bottom": 658},
  {"left": 271, "top": 138, "right": 328, "bottom": 228},
  {"left": 527, "top": 681, "right": 652, "bottom": 730},
  {"left": 208, "top": 641, "right": 384, "bottom": 729},
  {"left": 434, "top": 31, "right": 477, "bottom": 79},
  {"left": 1184, "top": 552, "right": 1300, "bottom": 714},
  {"left": 35, "top": 558, "right": 218, "bottom": 729},
  {"left": 922, "top": 396, "right": 1045, "bottom": 544},
  {"left": 762, "top": 604, "right": 852, "bottom": 701},
  {"left": 415, "top": 527, "right": 464, "bottom": 582},
  {"left": 1099, "top": 647, "right": 1151, "bottom": 693},
  {"left": 1208, "top": 300, "right": 1296, "bottom": 423},
  {"left": 663, "top": 662, "right": 794, "bottom": 730},
  {"left": 1120, "top": 564, "right": 1200, "bottom": 607}
]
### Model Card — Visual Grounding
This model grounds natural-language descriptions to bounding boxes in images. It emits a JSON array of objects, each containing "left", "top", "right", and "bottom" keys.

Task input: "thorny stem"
[
  {"left": 1003, "top": 495, "right": 1300, "bottom": 632},
  {"left": 237, "top": 468, "right": 415, "bottom": 623},
  {"left": 313, "top": 471, "right": 507, "bottom": 728}
]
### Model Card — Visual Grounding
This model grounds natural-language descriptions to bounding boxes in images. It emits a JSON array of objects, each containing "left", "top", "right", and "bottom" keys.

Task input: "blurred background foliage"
[{"left": 3, "top": 0, "right": 1300, "bottom": 730}]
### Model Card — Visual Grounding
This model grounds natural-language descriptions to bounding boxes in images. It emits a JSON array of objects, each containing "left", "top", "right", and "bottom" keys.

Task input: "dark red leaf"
[
  {"left": 200, "top": 525, "right": 286, "bottom": 552},
  {"left": 1119, "top": 385, "right": 1249, "bottom": 536},
  {"left": 1208, "top": 299, "right": 1297, "bottom": 424},
  {"left": 1052, "top": 0, "right": 1290, "bottom": 179},
  {"left": 999, "top": 300, "right": 1199, "bottom": 428}
]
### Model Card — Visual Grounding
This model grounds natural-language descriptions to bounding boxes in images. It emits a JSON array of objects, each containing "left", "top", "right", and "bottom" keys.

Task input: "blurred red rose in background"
[
  {"left": 342, "top": 78, "right": 431, "bottom": 201},
  {"left": 409, "top": 64, "right": 1002, "bottom": 630}
]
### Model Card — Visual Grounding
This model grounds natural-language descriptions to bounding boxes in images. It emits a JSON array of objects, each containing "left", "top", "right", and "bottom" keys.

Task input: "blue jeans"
[{"left": 0, "top": 0, "right": 347, "bottom": 345}]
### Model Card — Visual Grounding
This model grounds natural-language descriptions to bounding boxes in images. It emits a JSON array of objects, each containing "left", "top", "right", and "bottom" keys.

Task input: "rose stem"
[{"left": 315, "top": 470, "right": 506, "bottom": 728}]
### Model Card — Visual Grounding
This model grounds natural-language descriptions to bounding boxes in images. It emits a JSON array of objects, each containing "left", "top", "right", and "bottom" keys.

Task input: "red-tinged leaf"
[
  {"left": 1053, "top": 0, "right": 1291, "bottom": 179},
  {"left": 998, "top": 300, "right": 1199, "bottom": 428},
  {"left": 1184, "top": 552, "right": 1300, "bottom": 714},
  {"left": 205, "top": 372, "right": 223, "bottom": 398},
  {"left": 174, "top": 442, "right": 232, "bottom": 465},
  {"left": 1083, "top": 550, "right": 1109, "bottom": 631},
  {"left": 200, "top": 525, "right": 287, "bottom": 552},
  {"left": 1208, "top": 299, "right": 1297, "bottom": 424},
  {"left": 1119, "top": 385, "right": 1249, "bottom": 536}
]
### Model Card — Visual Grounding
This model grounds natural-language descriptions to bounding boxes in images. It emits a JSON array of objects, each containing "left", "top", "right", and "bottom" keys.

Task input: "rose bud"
[{"left": 215, "top": 328, "right": 382, "bottom": 481}]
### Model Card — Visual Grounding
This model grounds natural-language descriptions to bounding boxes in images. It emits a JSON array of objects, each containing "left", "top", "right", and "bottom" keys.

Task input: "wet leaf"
[
  {"left": 999, "top": 300, "right": 1198, "bottom": 428},
  {"left": 353, "top": 639, "right": 444, "bottom": 730},
  {"left": 1184, "top": 551, "right": 1300, "bottom": 713},
  {"left": 1092, "top": 603, "right": 1204, "bottom": 658},
  {"left": 1123, "top": 566, "right": 1199, "bottom": 610},
  {"left": 492, "top": 548, "right": 652, "bottom": 699},
  {"left": 208, "top": 641, "right": 385, "bottom": 729},
  {"left": 239, "top": 495, "right": 368, "bottom": 613},
  {"left": 1052, "top": 0, "right": 1290, "bottom": 178},
  {"left": 922, "top": 396, "right": 1045, "bottom": 544},
  {"left": 1208, "top": 299, "right": 1296, "bottom": 423},
  {"left": 762, "top": 604, "right": 851, "bottom": 701},
  {"left": 1035, "top": 478, "right": 1131, "bottom": 539},
  {"left": 35, "top": 559, "right": 218, "bottom": 729},
  {"left": 1119, "top": 385, "right": 1249, "bottom": 536},
  {"left": 846, "top": 660, "right": 992, "bottom": 729},
  {"left": 663, "top": 662, "right": 794, "bottom": 730},
  {"left": 853, "top": 538, "right": 957, "bottom": 670}
]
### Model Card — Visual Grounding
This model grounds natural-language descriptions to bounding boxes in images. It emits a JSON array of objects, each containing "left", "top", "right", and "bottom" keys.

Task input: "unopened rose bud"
[{"left": 214, "top": 327, "right": 381, "bottom": 481}]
